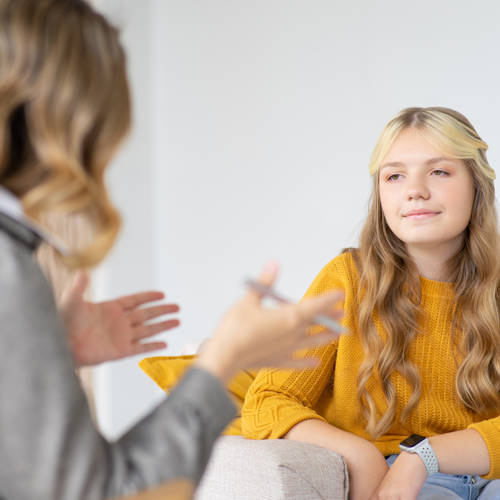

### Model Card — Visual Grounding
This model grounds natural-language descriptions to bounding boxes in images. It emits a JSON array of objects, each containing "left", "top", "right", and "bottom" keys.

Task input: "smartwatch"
[{"left": 399, "top": 434, "right": 439, "bottom": 476}]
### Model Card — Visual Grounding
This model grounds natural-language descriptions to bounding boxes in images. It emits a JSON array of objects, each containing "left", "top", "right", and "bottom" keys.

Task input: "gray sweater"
[{"left": 0, "top": 213, "right": 236, "bottom": 500}]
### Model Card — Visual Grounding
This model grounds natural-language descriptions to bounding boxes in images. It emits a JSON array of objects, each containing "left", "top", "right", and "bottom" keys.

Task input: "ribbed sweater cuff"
[
  {"left": 244, "top": 404, "right": 326, "bottom": 440},
  {"left": 468, "top": 419, "right": 500, "bottom": 479},
  {"left": 273, "top": 412, "right": 327, "bottom": 439}
]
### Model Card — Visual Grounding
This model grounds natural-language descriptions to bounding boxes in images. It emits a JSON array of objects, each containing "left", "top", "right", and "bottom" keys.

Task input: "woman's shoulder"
[
  {"left": 0, "top": 228, "right": 52, "bottom": 304},
  {"left": 325, "top": 248, "right": 360, "bottom": 273},
  {"left": 304, "top": 249, "right": 360, "bottom": 298}
]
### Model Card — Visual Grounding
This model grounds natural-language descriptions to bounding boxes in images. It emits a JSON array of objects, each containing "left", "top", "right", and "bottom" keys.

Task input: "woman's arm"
[
  {"left": 0, "top": 235, "right": 233, "bottom": 499},
  {"left": 286, "top": 419, "right": 389, "bottom": 500},
  {"left": 372, "top": 429, "right": 489, "bottom": 500},
  {"left": 241, "top": 257, "right": 351, "bottom": 440},
  {"left": 0, "top": 234, "right": 344, "bottom": 500},
  {"left": 429, "top": 428, "right": 489, "bottom": 475}
]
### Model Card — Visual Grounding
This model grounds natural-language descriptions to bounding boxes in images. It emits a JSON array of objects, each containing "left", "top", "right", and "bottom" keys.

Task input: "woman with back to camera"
[
  {"left": 242, "top": 107, "right": 500, "bottom": 500},
  {"left": 0, "top": 1, "right": 345, "bottom": 498}
]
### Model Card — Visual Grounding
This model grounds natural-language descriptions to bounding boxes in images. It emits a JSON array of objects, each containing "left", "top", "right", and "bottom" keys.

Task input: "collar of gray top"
[
  {"left": 0, "top": 211, "right": 42, "bottom": 252},
  {"left": 0, "top": 186, "right": 70, "bottom": 255}
]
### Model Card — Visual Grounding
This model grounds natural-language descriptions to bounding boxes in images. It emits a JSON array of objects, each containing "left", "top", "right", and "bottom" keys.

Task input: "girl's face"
[{"left": 378, "top": 127, "right": 474, "bottom": 257}]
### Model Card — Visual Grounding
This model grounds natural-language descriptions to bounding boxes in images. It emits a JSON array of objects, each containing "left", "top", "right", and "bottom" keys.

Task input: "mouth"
[{"left": 403, "top": 210, "right": 441, "bottom": 220}]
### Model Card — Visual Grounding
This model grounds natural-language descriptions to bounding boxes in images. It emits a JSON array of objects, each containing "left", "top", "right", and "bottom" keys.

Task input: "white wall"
[{"left": 92, "top": 0, "right": 500, "bottom": 438}]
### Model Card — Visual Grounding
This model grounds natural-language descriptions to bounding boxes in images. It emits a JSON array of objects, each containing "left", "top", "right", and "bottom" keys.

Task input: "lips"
[{"left": 403, "top": 209, "right": 441, "bottom": 219}]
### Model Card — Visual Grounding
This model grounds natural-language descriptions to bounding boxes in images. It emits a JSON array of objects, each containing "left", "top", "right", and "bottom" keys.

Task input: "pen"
[{"left": 244, "top": 278, "right": 346, "bottom": 334}]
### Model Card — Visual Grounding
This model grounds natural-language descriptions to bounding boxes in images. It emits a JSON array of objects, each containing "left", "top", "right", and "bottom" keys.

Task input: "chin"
[{"left": 403, "top": 236, "right": 459, "bottom": 249}]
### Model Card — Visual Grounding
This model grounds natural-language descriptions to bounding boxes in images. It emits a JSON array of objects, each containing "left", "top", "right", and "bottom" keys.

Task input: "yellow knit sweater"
[{"left": 241, "top": 252, "right": 500, "bottom": 479}]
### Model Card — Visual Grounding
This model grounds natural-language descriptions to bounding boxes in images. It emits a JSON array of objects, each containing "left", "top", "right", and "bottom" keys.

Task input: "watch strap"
[{"left": 400, "top": 438, "right": 439, "bottom": 476}]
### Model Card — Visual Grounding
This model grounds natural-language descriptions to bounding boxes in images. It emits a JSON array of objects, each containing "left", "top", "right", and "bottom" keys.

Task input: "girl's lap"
[{"left": 386, "top": 454, "right": 500, "bottom": 500}]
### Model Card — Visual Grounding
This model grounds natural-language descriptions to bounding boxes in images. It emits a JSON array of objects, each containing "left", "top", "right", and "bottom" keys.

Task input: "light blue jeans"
[{"left": 385, "top": 454, "right": 500, "bottom": 499}]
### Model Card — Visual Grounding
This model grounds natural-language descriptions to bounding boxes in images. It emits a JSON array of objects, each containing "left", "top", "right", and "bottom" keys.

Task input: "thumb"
[
  {"left": 62, "top": 271, "right": 89, "bottom": 305},
  {"left": 245, "top": 260, "right": 280, "bottom": 304},
  {"left": 258, "top": 260, "right": 279, "bottom": 287}
]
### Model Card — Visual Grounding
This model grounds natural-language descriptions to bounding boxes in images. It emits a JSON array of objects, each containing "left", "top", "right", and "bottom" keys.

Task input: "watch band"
[{"left": 399, "top": 437, "right": 439, "bottom": 476}]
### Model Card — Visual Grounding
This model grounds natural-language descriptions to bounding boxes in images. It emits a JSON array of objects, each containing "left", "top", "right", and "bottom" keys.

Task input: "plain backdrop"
[{"left": 91, "top": 0, "right": 500, "bottom": 439}]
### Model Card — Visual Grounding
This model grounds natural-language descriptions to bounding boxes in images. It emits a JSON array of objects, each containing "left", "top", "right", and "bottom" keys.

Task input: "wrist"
[
  {"left": 195, "top": 347, "right": 236, "bottom": 383},
  {"left": 398, "top": 450, "right": 429, "bottom": 478},
  {"left": 399, "top": 434, "right": 439, "bottom": 477}
]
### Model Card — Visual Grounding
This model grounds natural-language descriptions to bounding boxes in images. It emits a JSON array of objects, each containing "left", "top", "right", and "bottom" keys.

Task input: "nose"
[{"left": 406, "top": 177, "right": 430, "bottom": 201}]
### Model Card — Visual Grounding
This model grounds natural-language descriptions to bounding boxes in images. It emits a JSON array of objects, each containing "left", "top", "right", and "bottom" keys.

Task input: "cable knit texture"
[{"left": 241, "top": 252, "right": 500, "bottom": 479}]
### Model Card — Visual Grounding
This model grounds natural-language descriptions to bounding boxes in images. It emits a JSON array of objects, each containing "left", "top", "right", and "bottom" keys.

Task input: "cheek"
[
  {"left": 379, "top": 186, "right": 397, "bottom": 220},
  {"left": 445, "top": 183, "right": 474, "bottom": 225},
  {"left": 447, "top": 180, "right": 474, "bottom": 206}
]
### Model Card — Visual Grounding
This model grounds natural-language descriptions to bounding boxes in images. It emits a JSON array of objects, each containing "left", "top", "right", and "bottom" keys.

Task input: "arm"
[
  {"left": 286, "top": 419, "right": 389, "bottom": 500},
  {"left": 241, "top": 255, "right": 389, "bottom": 499},
  {"left": 241, "top": 342, "right": 339, "bottom": 439},
  {"left": 241, "top": 259, "right": 346, "bottom": 440},
  {"left": 429, "top": 428, "right": 489, "bottom": 475},
  {"left": 372, "top": 429, "right": 490, "bottom": 500},
  {"left": 0, "top": 239, "right": 343, "bottom": 499},
  {"left": 0, "top": 239, "right": 236, "bottom": 500}
]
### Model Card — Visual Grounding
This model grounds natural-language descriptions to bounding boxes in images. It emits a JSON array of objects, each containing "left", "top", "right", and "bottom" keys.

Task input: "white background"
[{"left": 91, "top": 0, "right": 500, "bottom": 439}]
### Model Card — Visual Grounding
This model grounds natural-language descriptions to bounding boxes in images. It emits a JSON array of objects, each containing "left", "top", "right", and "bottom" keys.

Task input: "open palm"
[{"left": 60, "top": 272, "right": 180, "bottom": 367}]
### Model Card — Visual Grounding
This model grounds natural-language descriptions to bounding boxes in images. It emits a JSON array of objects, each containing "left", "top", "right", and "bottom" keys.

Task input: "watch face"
[{"left": 400, "top": 434, "right": 426, "bottom": 448}]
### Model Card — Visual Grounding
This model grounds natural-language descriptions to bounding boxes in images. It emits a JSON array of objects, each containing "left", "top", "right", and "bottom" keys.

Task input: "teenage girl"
[{"left": 242, "top": 107, "right": 500, "bottom": 500}]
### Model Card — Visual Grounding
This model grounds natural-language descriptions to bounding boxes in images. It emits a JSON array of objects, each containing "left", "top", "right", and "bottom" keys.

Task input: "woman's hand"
[
  {"left": 195, "top": 261, "right": 344, "bottom": 382},
  {"left": 370, "top": 452, "right": 427, "bottom": 500},
  {"left": 60, "top": 272, "right": 180, "bottom": 367}
]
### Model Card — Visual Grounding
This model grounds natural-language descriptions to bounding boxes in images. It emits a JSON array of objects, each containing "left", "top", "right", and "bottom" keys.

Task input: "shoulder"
[
  {"left": 304, "top": 250, "right": 360, "bottom": 299},
  {"left": 0, "top": 230, "right": 56, "bottom": 318},
  {"left": 0, "top": 229, "right": 70, "bottom": 369}
]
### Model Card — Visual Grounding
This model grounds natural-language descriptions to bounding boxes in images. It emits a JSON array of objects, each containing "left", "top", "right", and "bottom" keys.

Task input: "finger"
[
  {"left": 263, "top": 356, "right": 320, "bottom": 370},
  {"left": 132, "top": 341, "right": 168, "bottom": 354},
  {"left": 295, "top": 330, "right": 340, "bottom": 350},
  {"left": 295, "top": 290, "right": 345, "bottom": 325},
  {"left": 116, "top": 291, "right": 166, "bottom": 311},
  {"left": 245, "top": 260, "right": 280, "bottom": 305},
  {"left": 62, "top": 271, "right": 89, "bottom": 305},
  {"left": 133, "top": 319, "right": 180, "bottom": 340},
  {"left": 129, "top": 304, "right": 180, "bottom": 325}
]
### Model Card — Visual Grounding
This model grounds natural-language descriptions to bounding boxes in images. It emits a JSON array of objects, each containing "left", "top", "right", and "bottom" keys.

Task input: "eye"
[
  {"left": 386, "top": 173, "right": 403, "bottom": 182},
  {"left": 431, "top": 169, "right": 449, "bottom": 176}
]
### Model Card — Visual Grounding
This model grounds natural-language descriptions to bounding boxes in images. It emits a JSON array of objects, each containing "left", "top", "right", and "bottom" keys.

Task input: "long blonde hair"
[
  {"left": 0, "top": 0, "right": 131, "bottom": 267},
  {"left": 355, "top": 107, "right": 500, "bottom": 437}
]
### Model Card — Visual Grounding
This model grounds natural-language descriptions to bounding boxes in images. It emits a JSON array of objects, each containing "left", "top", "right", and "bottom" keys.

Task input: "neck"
[{"left": 406, "top": 235, "right": 464, "bottom": 282}]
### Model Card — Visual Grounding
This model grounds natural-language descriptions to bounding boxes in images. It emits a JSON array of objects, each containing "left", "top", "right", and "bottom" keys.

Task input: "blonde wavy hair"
[
  {"left": 0, "top": 0, "right": 131, "bottom": 267},
  {"left": 354, "top": 107, "right": 500, "bottom": 437}
]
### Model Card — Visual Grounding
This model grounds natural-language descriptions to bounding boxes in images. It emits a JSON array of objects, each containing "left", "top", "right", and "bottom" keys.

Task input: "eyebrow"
[{"left": 380, "top": 157, "right": 458, "bottom": 170}]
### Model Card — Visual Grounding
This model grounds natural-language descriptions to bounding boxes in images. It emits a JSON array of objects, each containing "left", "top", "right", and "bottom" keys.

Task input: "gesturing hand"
[
  {"left": 196, "top": 261, "right": 345, "bottom": 382},
  {"left": 60, "top": 272, "right": 180, "bottom": 367}
]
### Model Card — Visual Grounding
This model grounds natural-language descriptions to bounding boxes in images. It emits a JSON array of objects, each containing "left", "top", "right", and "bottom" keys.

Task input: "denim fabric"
[{"left": 385, "top": 454, "right": 500, "bottom": 499}]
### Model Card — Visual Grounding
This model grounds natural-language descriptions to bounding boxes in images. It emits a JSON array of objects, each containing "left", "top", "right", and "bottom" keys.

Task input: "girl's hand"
[
  {"left": 195, "top": 261, "right": 344, "bottom": 382},
  {"left": 370, "top": 452, "right": 427, "bottom": 500},
  {"left": 60, "top": 272, "right": 180, "bottom": 367}
]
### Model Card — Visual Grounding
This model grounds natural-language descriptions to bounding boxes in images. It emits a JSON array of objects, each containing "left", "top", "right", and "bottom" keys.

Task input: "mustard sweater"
[{"left": 241, "top": 252, "right": 500, "bottom": 479}]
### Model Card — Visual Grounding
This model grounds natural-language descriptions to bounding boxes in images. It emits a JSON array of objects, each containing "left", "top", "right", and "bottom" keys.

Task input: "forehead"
[{"left": 382, "top": 128, "right": 451, "bottom": 165}]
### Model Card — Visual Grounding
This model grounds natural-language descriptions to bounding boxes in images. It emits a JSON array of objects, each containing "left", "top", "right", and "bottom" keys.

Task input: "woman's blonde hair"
[
  {"left": 354, "top": 107, "right": 500, "bottom": 437},
  {"left": 0, "top": 0, "right": 131, "bottom": 267}
]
